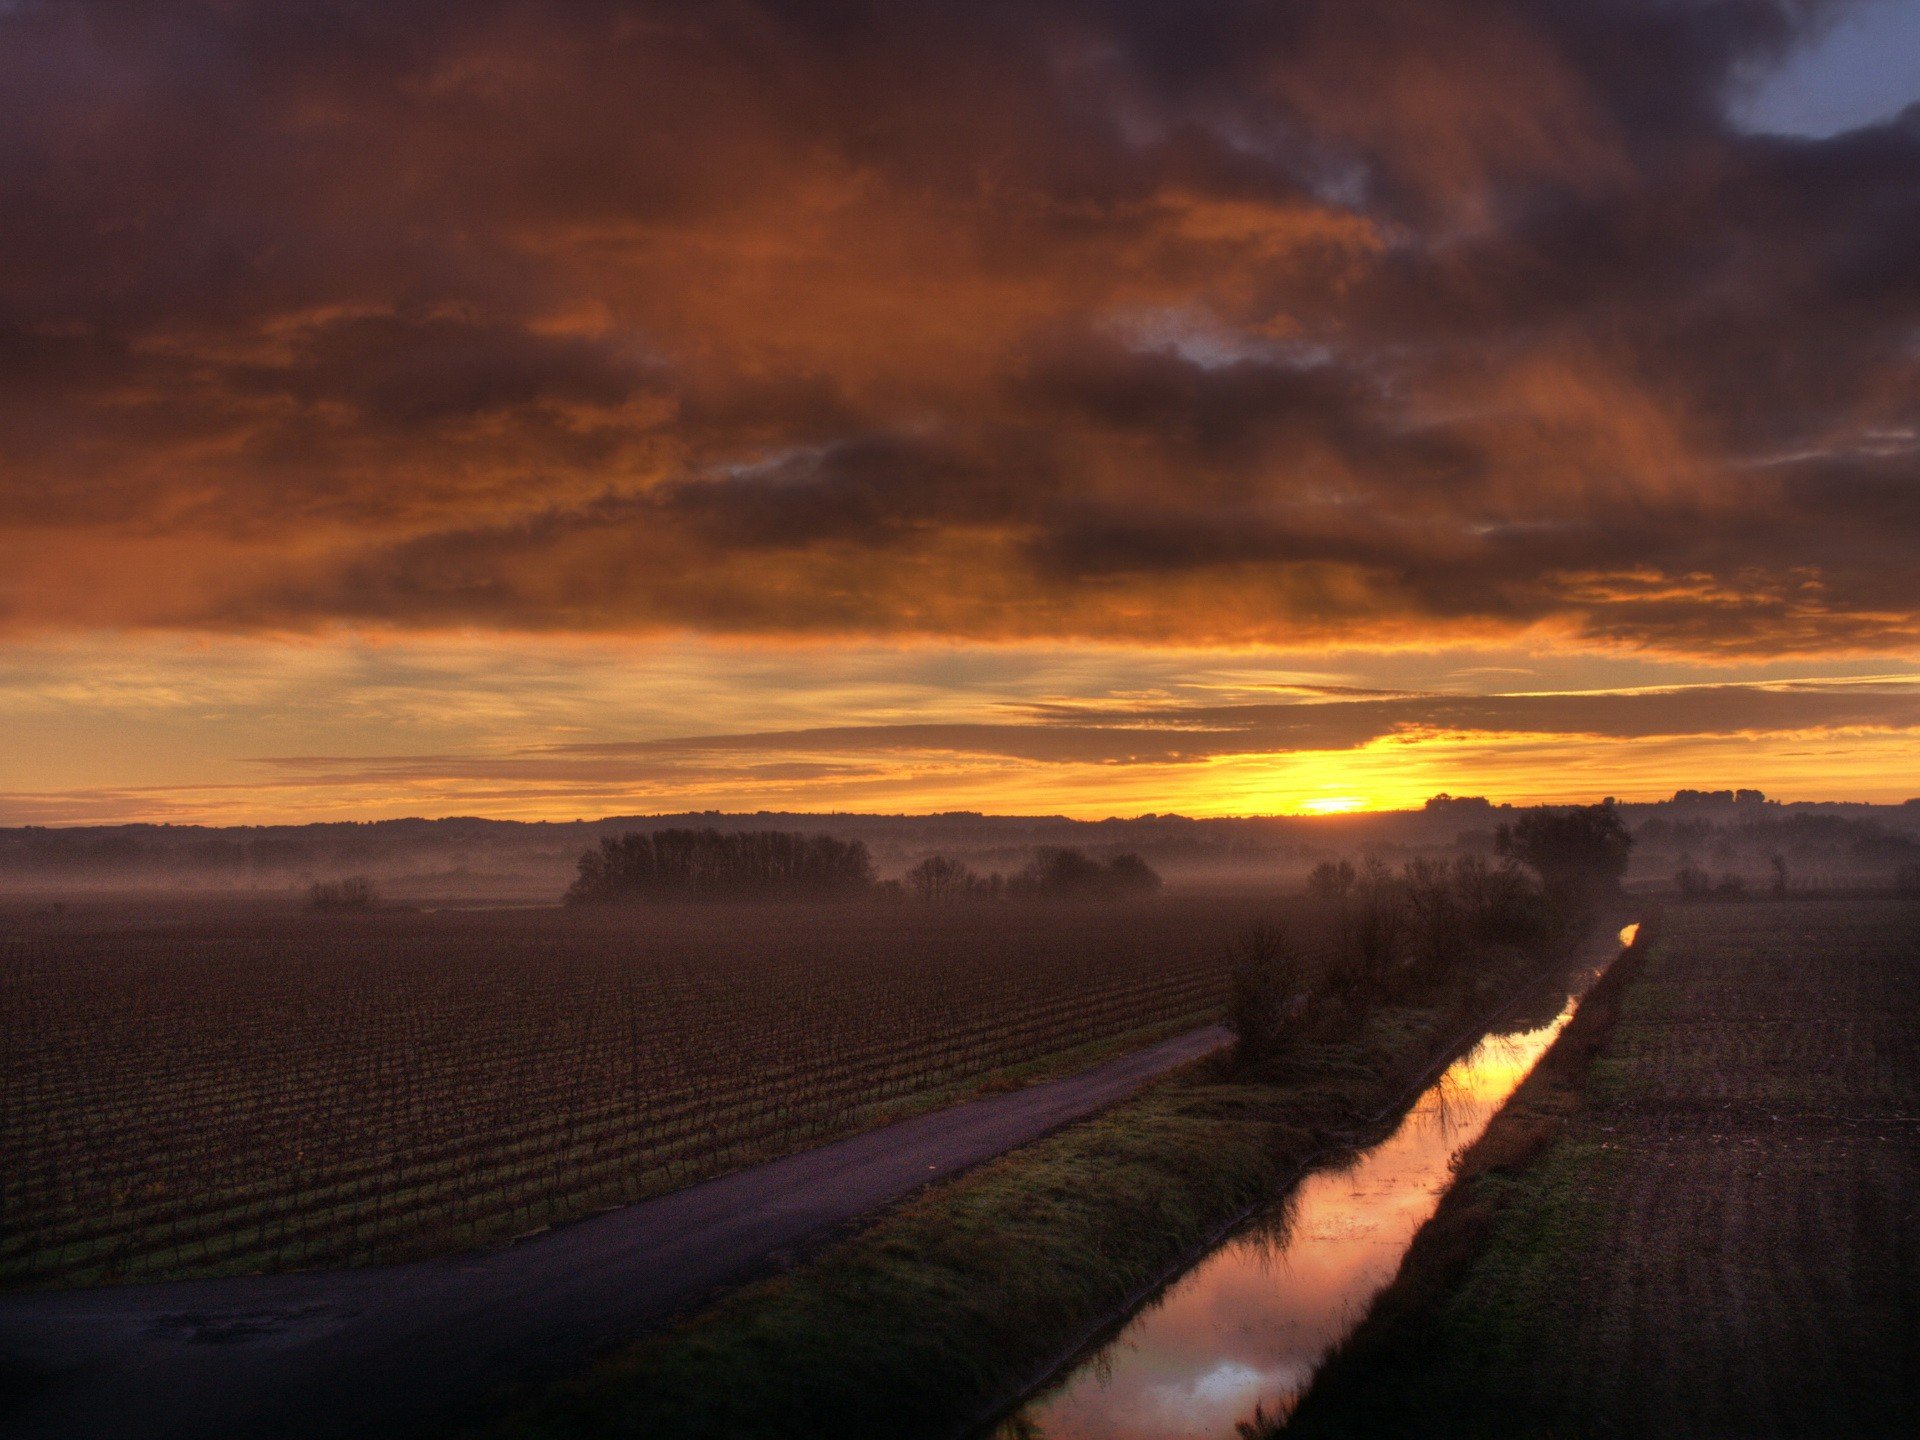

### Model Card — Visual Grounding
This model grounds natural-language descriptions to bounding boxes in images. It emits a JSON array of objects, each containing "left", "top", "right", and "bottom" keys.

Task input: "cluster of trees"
[
  {"left": 1308, "top": 802, "right": 1632, "bottom": 919},
  {"left": 902, "top": 854, "right": 1004, "bottom": 902},
  {"left": 902, "top": 847, "right": 1162, "bottom": 903},
  {"left": 567, "top": 829, "right": 875, "bottom": 903},
  {"left": 1229, "top": 853, "right": 1552, "bottom": 1073},
  {"left": 1014, "top": 848, "right": 1161, "bottom": 899},
  {"left": 1232, "top": 803, "right": 1633, "bottom": 1072}
]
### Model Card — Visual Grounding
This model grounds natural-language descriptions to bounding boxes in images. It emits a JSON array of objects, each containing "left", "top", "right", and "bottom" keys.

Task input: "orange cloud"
[
  {"left": 0, "top": 0, "right": 1913, "bottom": 663},
  {"left": 6, "top": 655, "right": 1916, "bottom": 824}
]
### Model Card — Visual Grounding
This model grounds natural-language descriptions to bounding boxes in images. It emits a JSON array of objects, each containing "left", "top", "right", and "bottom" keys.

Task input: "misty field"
[
  {"left": 1283, "top": 896, "right": 1920, "bottom": 1437},
  {"left": 0, "top": 896, "right": 1289, "bottom": 1289}
]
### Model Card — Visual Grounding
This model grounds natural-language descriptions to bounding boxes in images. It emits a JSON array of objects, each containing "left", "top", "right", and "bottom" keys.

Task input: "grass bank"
[
  {"left": 1279, "top": 897, "right": 1920, "bottom": 1438},
  {"left": 469, "top": 937, "right": 1602, "bottom": 1440}
]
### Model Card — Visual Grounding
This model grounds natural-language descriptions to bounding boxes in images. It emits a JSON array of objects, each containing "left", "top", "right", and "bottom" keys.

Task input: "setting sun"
[{"left": 1299, "top": 796, "right": 1371, "bottom": 816}]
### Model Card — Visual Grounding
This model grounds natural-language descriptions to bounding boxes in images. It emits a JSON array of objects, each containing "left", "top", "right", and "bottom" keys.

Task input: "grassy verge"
[
  {"left": 468, "top": 944, "right": 1589, "bottom": 1440},
  {"left": 1278, "top": 897, "right": 1920, "bottom": 1438}
]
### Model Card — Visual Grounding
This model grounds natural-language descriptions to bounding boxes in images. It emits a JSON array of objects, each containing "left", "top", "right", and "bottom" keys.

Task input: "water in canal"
[{"left": 994, "top": 928, "right": 1634, "bottom": 1440}]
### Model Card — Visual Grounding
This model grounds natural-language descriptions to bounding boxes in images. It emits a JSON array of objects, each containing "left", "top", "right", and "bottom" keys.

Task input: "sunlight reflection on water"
[{"left": 994, "top": 969, "right": 1604, "bottom": 1440}]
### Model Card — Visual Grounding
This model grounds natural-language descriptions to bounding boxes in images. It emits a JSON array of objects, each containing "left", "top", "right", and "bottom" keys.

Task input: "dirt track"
[{"left": 0, "top": 1023, "right": 1228, "bottom": 1440}]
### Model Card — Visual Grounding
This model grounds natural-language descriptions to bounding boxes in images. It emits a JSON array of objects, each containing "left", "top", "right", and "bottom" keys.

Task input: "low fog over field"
[{"left": 5, "top": 793, "right": 1917, "bottom": 906}]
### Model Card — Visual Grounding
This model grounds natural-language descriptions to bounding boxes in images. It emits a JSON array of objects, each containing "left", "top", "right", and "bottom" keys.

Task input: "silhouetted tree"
[
  {"left": 905, "top": 854, "right": 979, "bottom": 902},
  {"left": 1403, "top": 857, "right": 1468, "bottom": 979},
  {"left": 1018, "top": 847, "right": 1106, "bottom": 896},
  {"left": 1306, "top": 858, "right": 1357, "bottom": 900},
  {"left": 1497, "top": 802, "right": 1632, "bottom": 919},
  {"left": 1445, "top": 853, "right": 1546, "bottom": 946},
  {"left": 1326, "top": 856, "right": 1405, "bottom": 1017},
  {"left": 1225, "top": 922, "right": 1312, "bottom": 1071}
]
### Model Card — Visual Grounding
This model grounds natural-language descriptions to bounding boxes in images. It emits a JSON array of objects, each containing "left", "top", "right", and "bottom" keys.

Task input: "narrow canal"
[{"left": 994, "top": 924, "right": 1638, "bottom": 1440}]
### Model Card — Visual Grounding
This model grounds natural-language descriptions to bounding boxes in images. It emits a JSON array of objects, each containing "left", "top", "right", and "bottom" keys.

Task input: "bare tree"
[
  {"left": 905, "top": 854, "right": 977, "bottom": 903},
  {"left": 1226, "top": 923, "right": 1312, "bottom": 1071}
]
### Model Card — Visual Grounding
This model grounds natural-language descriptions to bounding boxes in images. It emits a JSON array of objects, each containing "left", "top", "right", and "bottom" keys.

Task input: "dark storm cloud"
[{"left": 0, "top": 0, "right": 1914, "bottom": 654}]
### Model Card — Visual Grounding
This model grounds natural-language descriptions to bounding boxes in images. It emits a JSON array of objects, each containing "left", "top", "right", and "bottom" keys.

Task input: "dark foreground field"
[
  {"left": 1283, "top": 897, "right": 1920, "bottom": 1438},
  {"left": 0, "top": 896, "right": 1278, "bottom": 1288},
  {"left": 0, "top": 1026, "right": 1227, "bottom": 1440}
]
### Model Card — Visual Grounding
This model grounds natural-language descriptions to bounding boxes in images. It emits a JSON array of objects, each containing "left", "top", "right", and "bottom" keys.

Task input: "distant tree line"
[
  {"left": 902, "top": 847, "right": 1161, "bottom": 903},
  {"left": 1634, "top": 810, "right": 1920, "bottom": 880},
  {"left": 567, "top": 833, "right": 1163, "bottom": 905},
  {"left": 567, "top": 829, "right": 875, "bottom": 903}
]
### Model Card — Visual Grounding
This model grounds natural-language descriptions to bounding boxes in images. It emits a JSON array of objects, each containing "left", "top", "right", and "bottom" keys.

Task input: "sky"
[{"left": 1, "top": 0, "right": 1917, "bottom": 824}]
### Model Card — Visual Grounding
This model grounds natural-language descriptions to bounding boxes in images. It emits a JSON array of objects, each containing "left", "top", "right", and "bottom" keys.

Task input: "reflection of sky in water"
[{"left": 996, "top": 989, "right": 1588, "bottom": 1440}]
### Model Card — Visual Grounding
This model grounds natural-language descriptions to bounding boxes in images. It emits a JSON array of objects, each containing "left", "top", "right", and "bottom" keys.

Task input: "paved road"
[{"left": 0, "top": 1024, "right": 1229, "bottom": 1440}]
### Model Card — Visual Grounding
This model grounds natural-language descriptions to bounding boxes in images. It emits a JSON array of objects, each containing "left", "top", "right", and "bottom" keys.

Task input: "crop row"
[{"left": 1, "top": 898, "right": 1285, "bottom": 1285}]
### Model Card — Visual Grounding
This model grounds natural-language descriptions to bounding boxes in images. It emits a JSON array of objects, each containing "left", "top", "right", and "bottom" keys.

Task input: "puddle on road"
[{"left": 994, "top": 951, "right": 1618, "bottom": 1440}]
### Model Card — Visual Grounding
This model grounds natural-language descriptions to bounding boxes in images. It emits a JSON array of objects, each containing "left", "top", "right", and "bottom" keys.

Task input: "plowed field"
[{"left": 1285, "top": 897, "right": 1920, "bottom": 1437}]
